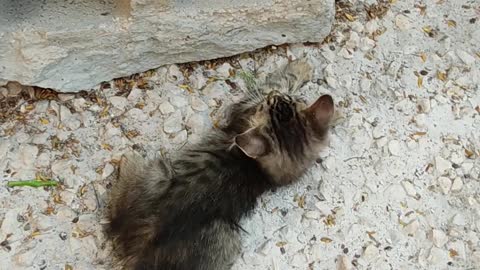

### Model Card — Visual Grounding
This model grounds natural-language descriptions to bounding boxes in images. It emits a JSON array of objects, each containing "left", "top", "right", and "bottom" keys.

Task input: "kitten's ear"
[
  {"left": 304, "top": 94, "right": 334, "bottom": 126},
  {"left": 234, "top": 128, "right": 268, "bottom": 159}
]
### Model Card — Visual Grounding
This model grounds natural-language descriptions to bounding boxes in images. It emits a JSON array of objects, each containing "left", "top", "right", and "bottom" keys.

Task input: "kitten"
[{"left": 107, "top": 60, "right": 334, "bottom": 270}]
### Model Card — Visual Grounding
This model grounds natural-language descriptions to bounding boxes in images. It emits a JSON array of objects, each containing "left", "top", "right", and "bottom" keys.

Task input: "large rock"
[{"left": 0, "top": 0, "right": 334, "bottom": 92}]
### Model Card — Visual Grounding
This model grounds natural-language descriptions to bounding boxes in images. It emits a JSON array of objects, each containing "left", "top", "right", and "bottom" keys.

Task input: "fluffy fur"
[{"left": 107, "top": 60, "right": 334, "bottom": 270}]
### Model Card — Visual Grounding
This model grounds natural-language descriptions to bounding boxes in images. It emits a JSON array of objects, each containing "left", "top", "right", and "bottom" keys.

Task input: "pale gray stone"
[{"left": 0, "top": 0, "right": 334, "bottom": 91}]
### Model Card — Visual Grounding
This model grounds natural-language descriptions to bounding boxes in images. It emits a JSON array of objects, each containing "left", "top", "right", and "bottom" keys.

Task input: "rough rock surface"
[
  {"left": 1, "top": 0, "right": 480, "bottom": 269},
  {"left": 0, "top": 0, "right": 334, "bottom": 92}
]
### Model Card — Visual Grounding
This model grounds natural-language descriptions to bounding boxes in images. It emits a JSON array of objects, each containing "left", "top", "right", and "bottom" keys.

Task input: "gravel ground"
[{"left": 1, "top": 0, "right": 479, "bottom": 269}]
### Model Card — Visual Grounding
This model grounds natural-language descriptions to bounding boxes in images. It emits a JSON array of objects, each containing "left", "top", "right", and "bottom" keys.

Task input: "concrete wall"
[{"left": 0, "top": 0, "right": 334, "bottom": 92}]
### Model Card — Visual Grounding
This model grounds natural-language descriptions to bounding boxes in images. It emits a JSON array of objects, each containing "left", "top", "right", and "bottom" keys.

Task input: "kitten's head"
[{"left": 228, "top": 90, "right": 334, "bottom": 185}]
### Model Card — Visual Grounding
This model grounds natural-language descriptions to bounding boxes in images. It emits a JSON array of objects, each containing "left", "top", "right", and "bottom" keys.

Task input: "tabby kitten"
[{"left": 107, "top": 60, "right": 334, "bottom": 270}]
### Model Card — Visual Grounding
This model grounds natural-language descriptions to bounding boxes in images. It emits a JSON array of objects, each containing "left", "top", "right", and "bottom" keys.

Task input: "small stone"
[
  {"left": 159, "top": 101, "right": 175, "bottom": 115},
  {"left": 127, "top": 88, "right": 142, "bottom": 101},
  {"left": 429, "top": 229, "right": 448, "bottom": 248},
  {"left": 32, "top": 133, "right": 50, "bottom": 145},
  {"left": 189, "top": 71, "right": 208, "bottom": 90},
  {"left": 216, "top": 63, "right": 233, "bottom": 78},
  {"left": 388, "top": 140, "right": 402, "bottom": 156},
  {"left": 372, "top": 126, "right": 385, "bottom": 139},
  {"left": 362, "top": 244, "right": 379, "bottom": 262},
  {"left": 322, "top": 156, "right": 336, "bottom": 171},
  {"left": 163, "top": 112, "right": 183, "bottom": 133},
  {"left": 403, "top": 219, "right": 420, "bottom": 235},
  {"left": 359, "top": 37, "right": 375, "bottom": 51},
  {"left": 451, "top": 213, "right": 466, "bottom": 227},
  {"left": 36, "top": 215, "right": 54, "bottom": 231},
  {"left": 72, "top": 98, "right": 86, "bottom": 112},
  {"left": 60, "top": 105, "right": 80, "bottom": 130},
  {"left": 338, "top": 47, "right": 353, "bottom": 59},
  {"left": 401, "top": 181, "right": 417, "bottom": 197},
  {"left": 167, "top": 64, "right": 184, "bottom": 82},
  {"left": 186, "top": 114, "right": 205, "bottom": 133},
  {"left": 345, "top": 32, "right": 359, "bottom": 50},
  {"left": 6, "top": 81, "right": 23, "bottom": 96},
  {"left": 18, "top": 144, "right": 38, "bottom": 168},
  {"left": 190, "top": 96, "right": 208, "bottom": 112},
  {"left": 170, "top": 96, "right": 188, "bottom": 108},
  {"left": 172, "top": 130, "right": 188, "bottom": 144},
  {"left": 435, "top": 157, "right": 452, "bottom": 175},
  {"left": 427, "top": 247, "right": 448, "bottom": 266},
  {"left": 59, "top": 232, "right": 68, "bottom": 240},
  {"left": 450, "top": 177, "right": 463, "bottom": 192},
  {"left": 127, "top": 108, "right": 149, "bottom": 121},
  {"left": 102, "top": 163, "right": 115, "bottom": 179},
  {"left": 414, "top": 114, "right": 427, "bottom": 128},
  {"left": 337, "top": 255, "right": 352, "bottom": 270},
  {"left": 203, "top": 81, "right": 226, "bottom": 98},
  {"left": 437, "top": 177, "right": 452, "bottom": 194},
  {"left": 110, "top": 96, "right": 128, "bottom": 111},
  {"left": 395, "top": 14, "right": 411, "bottom": 30},
  {"left": 417, "top": 99, "right": 431, "bottom": 113},
  {"left": 456, "top": 50, "right": 476, "bottom": 65},
  {"left": 58, "top": 93, "right": 75, "bottom": 101}
]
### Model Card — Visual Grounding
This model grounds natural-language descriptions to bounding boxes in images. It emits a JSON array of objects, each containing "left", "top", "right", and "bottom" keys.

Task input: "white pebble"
[
  {"left": 429, "top": 229, "right": 448, "bottom": 248},
  {"left": 403, "top": 219, "right": 420, "bottom": 235},
  {"left": 186, "top": 114, "right": 205, "bottom": 133},
  {"left": 427, "top": 247, "right": 448, "bottom": 266},
  {"left": 456, "top": 50, "right": 476, "bottom": 65},
  {"left": 401, "top": 181, "right": 417, "bottom": 197},
  {"left": 172, "top": 130, "right": 188, "bottom": 144},
  {"left": 388, "top": 140, "right": 402, "bottom": 156},
  {"left": 159, "top": 101, "right": 175, "bottom": 115},
  {"left": 435, "top": 156, "right": 452, "bottom": 175},
  {"left": 163, "top": 112, "right": 183, "bottom": 134},
  {"left": 362, "top": 244, "right": 379, "bottom": 262},
  {"left": 190, "top": 96, "right": 208, "bottom": 112},
  {"left": 109, "top": 96, "right": 128, "bottom": 111},
  {"left": 127, "top": 88, "right": 142, "bottom": 101},
  {"left": 437, "top": 177, "right": 451, "bottom": 194},
  {"left": 170, "top": 96, "right": 188, "bottom": 108},
  {"left": 451, "top": 213, "right": 466, "bottom": 227},
  {"left": 336, "top": 255, "right": 352, "bottom": 270},
  {"left": 395, "top": 14, "right": 411, "bottom": 30},
  {"left": 216, "top": 63, "right": 233, "bottom": 78},
  {"left": 451, "top": 177, "right": 463, "bottom": 192},
  {"left": 102, "top": 163, "right": 115, "bottom": 179}
]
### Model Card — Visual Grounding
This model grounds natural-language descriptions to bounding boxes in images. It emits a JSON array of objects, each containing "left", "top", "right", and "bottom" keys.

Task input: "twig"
[{"left": 7, "top": 180, "right": 58, "bottom": 188}]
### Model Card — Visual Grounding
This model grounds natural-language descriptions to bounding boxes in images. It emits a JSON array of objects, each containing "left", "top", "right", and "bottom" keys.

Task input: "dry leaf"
[
  {"left": 126, "top": 130, "right": 140, "bottom": 139},
  {"left": 437, "top": 71, "right": 447, "bottom": 81},
  {"left": 417, "top": 76, "right": 423, "bottom": 88},
  {"left": 25, "top": 104, "right": 35, "bottom": 111},
  {"left": 420, "top": 53, "right": 427, "bottom": 62},
  {"left": 447, "top": 20, "right": 457, "bottom": 27},
  {"left": 101, "top": 144, "right": 113, "bottom": 151},
  {"left": 465, "top": 149, "right": 475, "bottom": 158},
  {"left": 320, "top": 237, "right": 333, "bottom": 243},
  {"left": 65, "top": 264, "right": 73, "bottom": 270},
  {"left": 324, "top": 214, "right": 336, "bottom": 227},
  {"left": 276, "top": 241, "right": 287, "bottom": 247},
  {"left": 449, "top": 249, "right": 458, "bottom": 257},
  {"left": 39, "top": 118, "right": 49, "bottom": 125},
  {"left": 179, "top": 84, "right": 193, "bottom": 93},
  {"left": 422, "top": 26, "right": 433, "bottom": 34},
  {"left": 344, "top": 13, "right": 356, "bottom": 22},
  {"left": 359, "top": 95, "right": 367, "bottom": 103},
  {"left": 294, "top": 194, "right": 306, "bottom": 208}
]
